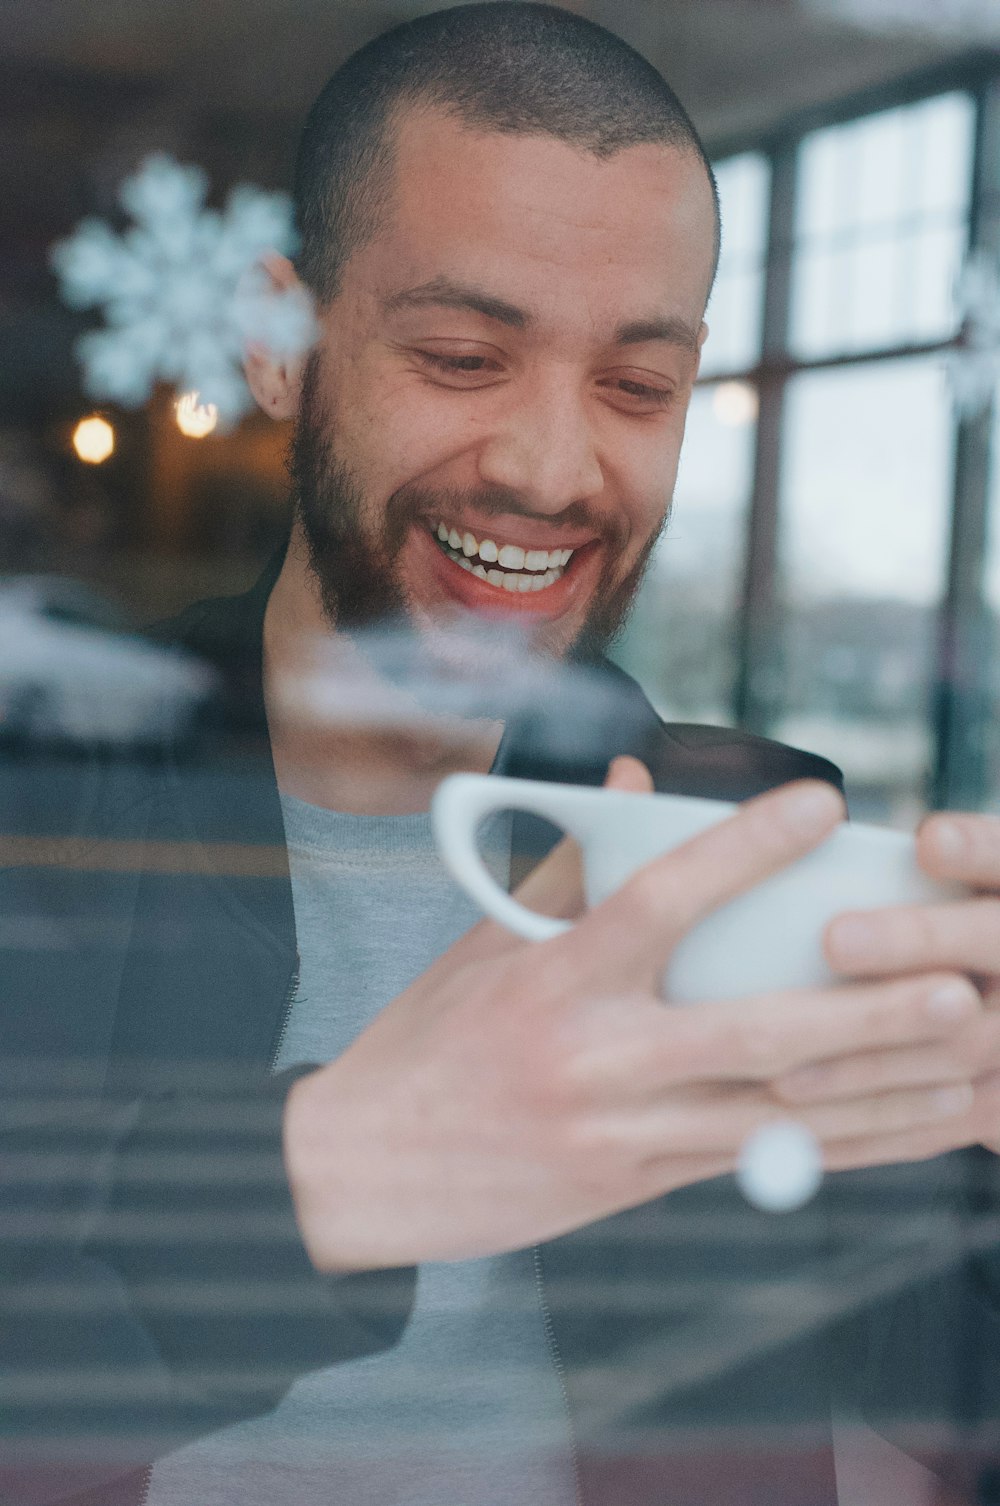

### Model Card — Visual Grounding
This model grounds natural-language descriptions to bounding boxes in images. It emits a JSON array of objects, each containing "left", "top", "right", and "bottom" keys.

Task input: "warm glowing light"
[
  {"left": 712, "top": 380, "right": 759, "bottom": 427},
  {"left": 175, "top": 391, "right": 219, "bottom": 438},
  {"left": 72, "top": 415, "right": 115, "bottom": 464}
]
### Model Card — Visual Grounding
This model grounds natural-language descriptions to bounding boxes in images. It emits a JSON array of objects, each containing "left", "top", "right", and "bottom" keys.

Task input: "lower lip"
[{"left": 413, "top": 527, "right": 593, "bottom": 618}]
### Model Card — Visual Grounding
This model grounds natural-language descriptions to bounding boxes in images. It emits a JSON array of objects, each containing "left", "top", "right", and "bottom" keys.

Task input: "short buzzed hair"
[{"left": 293, "top": 1, "right": 720, "bottom": 304}]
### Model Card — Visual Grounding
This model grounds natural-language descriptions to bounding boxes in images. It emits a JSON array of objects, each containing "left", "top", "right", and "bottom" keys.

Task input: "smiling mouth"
[{"left": 429, "top": 520, "right": 575, "bottom": 595}]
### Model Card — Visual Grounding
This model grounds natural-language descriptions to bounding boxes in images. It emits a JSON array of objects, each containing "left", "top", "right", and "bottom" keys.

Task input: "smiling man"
[
  {"left": 9, "top": 6, "right": 1000, "bottom": 1506},
  {"left": 266, "top": 102, "right": 714, "bottom": 667}
]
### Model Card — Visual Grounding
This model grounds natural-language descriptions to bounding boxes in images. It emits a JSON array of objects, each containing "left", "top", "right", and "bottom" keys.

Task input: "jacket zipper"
[
  {"left": 136, "top": 1463, "right": 153, "bottom": 1506},
  {"left": 533, "top": 1245, "right": 584, "bottom": 1506},
  {"left": 134, "top": 959, "right": 300, "bottom": 1506},
  {"left": 268, "top": 957, "right": 301, "bottom": 1071}
]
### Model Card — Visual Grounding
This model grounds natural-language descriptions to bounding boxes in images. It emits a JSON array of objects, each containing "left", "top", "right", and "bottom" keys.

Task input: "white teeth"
[{"left": 431, "top": 520, "right": 575, "bottom": 582}]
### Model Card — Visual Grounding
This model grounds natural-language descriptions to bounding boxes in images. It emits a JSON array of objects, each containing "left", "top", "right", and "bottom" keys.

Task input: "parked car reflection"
[{"left": 0, "top": 575, "right": 216, "bottom": 749}]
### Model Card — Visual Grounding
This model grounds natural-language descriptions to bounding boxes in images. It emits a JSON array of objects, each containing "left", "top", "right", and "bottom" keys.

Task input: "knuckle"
[
  {"left": 871, "top": 979, "right": 924, "bottom": 1036},
  {"left": 623, "top": 866, "right": 674, "bottom": 932},
  {"left": 731, "top": 1016, "right": 780, "bottom": 1076},
  {"left": 917, "top": 908, "right": 952, "bottom": 958}
]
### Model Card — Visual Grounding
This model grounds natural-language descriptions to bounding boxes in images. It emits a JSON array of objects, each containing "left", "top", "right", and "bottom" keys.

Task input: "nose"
[{"left": 475, "top": 368, "right": 604, "bottom": 514}]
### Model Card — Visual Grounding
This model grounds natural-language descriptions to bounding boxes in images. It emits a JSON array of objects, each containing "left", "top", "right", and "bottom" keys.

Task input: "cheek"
[
  {"left": 344, "top": 376, "right": 485, "bottom": 495},
  {"left": 613, "top": 448, "right": 679, "bottom": 550}
]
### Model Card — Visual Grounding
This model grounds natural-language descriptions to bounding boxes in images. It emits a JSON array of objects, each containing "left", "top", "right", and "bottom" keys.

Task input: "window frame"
[{"left": 700, "top": 53, "right": 1000, "bottom": 810}]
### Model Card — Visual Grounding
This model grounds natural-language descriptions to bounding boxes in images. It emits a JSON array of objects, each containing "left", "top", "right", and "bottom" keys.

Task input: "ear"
[
  {"left": 694, "top": 319, "right": 709, "bottom": 380},
  {"left": 243, "top": 254, "right": 313, "bottom": 421}
]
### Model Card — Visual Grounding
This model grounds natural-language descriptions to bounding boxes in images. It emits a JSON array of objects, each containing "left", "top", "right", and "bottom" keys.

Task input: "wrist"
[{"left": 283, "top": 1066, "right": 356, "bottom": 1273}]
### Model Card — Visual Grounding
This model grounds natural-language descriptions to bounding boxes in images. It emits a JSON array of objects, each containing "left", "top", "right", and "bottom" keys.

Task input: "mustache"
[{"left": 385, "top": 483, "right": 631, "bottom": 553}]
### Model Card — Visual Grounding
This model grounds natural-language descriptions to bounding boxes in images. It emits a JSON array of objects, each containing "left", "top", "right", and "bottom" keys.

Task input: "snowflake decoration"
[
  {"left": 50, "top": 154, "right": 318, "bottom": 427},
  {"left": 948, "top": 250, "right": 1000, "bottom": 418}
]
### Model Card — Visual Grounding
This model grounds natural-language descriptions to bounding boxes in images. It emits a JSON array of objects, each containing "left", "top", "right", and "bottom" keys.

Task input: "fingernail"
[
  {"left": 780, "top": 783, "right": 841, "bottom": 836},
  {"left": 926, "top": 980, "right": 977, "bottom": 1023},
  {"left": 930, "top": 819, "right": 968, "bottom": 865},
  {"left": 932, "top": 1083, "right": 974, "bottom": 1118}
]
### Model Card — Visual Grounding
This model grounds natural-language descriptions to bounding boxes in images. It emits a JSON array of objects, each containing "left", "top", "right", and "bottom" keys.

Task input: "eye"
[
  {"left": 599, "top": 373, "right": 676, "bottom": 414},
  {"left": 412, "top": 349, "right": 502, "bottom": 386}
]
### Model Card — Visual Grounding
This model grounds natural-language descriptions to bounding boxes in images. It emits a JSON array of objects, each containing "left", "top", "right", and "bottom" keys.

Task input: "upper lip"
[{"left": 425, "top": 515, "right": 599, "bottom": 552}]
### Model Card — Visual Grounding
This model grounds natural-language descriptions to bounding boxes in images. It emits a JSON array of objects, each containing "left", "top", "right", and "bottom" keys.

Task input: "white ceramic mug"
[{"left": 432, "top": 774, "right": 962, "bottom": 1003}]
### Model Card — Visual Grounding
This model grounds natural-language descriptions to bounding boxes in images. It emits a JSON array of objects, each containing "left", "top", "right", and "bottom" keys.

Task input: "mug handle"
[{"left": 432, "top": 774, "right": 607, "bottom": 941}]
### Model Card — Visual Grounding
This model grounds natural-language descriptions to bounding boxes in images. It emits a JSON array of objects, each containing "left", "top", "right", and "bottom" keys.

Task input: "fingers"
[
  {"left": 633, "top": 1078, "right": 974, "bottom": 1160},
  {"left": 917, "top": 810, "right": 1000, "bottom": 888},
  {"left": 822, "top": 1120, "right": 976, "bottom": 1172},
  {"left": 774, "top": 1011, "right": 1000, "bottom": 1105},
  {"left": 629, "top": 972, "right": 981, "bottom": 1090},
  {"left": 826, "top": 896, "right": 1000, "bottom": 978},
  {"left": 560, "top": 779, "right": 845, "bottom": 992}
]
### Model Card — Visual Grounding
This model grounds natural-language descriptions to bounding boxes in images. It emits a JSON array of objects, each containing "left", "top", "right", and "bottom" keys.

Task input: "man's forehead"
[
  {"left": 388, "top": 104, "right": 709, "bottom": 215},
  {"left": 359, "top": 108, "right": 717, "bottom": 318}
]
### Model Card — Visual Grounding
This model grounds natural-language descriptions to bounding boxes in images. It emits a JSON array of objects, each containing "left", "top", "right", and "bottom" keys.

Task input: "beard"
[{"left": 289, "top": 351, "right": 667, "bottom": 664}]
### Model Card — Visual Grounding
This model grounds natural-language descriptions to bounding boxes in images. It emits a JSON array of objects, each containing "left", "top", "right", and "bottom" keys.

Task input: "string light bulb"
[
  {"left": 175, "top": 391, "right": 219, "bottom": 438},
  {"left": 72, "top": 415, "right": 115, "bottom": 464}
]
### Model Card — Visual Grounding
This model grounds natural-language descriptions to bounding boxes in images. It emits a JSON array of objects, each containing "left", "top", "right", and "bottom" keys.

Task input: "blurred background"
[{"left": 3, "top": 0, "right": 1000, "bottom": 821}]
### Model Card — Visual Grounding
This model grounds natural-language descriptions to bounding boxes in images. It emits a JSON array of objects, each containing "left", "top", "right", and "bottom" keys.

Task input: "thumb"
[{"left": 604, "top": 755, "right": 655, "bottom": 795}]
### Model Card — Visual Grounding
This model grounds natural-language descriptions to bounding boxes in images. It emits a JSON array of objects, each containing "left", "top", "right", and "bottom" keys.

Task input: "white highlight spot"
[
  {"left": 72, "top": 414, "right": 115, "bottom": 464},
  {"left": 736, "top": 1120, "right": 822, "bottom": 1213},
  {"left": 713, "top": 380, "right": 759, "bottom": 428},
  {"left": 175, "top": 390, "right": 218, "bottom": 438}
]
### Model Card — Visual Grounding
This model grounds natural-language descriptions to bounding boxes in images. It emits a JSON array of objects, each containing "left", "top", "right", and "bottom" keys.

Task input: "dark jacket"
[{"left": 3, "top": 560, "right": 998, "bottom": 1506}]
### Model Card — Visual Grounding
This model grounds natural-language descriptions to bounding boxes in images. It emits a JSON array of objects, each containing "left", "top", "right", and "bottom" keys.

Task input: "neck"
[{"left": 263, "top": 523, "right": 504, "bottom": 815}]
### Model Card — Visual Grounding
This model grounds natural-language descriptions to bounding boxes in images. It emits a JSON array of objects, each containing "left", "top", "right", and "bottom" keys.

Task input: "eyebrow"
[
  {"left": 382, "top": 277, "right": 529, "bottom": 329},
  {"left": 614, "top": 315, "right": 701, "bottom": 352},
  {"left": 383, "top": 275, "right": 700, "bottom": 351}
]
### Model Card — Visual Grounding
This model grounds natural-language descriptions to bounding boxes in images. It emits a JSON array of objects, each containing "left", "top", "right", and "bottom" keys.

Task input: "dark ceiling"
[{"left": 2, "top": 0, "right": 997, "bottom": 423}]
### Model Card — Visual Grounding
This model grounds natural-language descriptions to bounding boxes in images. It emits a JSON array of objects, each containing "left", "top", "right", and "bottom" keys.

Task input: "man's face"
[{"left": 293, "top": 108, "right": 716, "bottom": 659}]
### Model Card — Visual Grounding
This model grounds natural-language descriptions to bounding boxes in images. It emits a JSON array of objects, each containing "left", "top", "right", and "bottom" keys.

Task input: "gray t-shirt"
[{"left": 146, "top": 793, "right": 578, "bottom": 1506}]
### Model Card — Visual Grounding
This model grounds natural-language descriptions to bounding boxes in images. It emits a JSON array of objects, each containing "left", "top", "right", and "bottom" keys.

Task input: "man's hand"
[
  {"left": 283, "top": 768, "right": 984, "bottom": 1272},
  {"left": 776, "top": 809, "right": 1000, "bottom": 1163}
]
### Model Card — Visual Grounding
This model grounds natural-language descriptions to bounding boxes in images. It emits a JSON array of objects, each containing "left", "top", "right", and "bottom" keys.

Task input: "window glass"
[
  {"left": 791, "top": 92, "right": 975, "bottom": 360},
  {"left": 699, "top": 152, "right": 770, "bottom": 378},
  {"left": 611, "top": 384, "right": 755, "bottom": 723},
  {"left": 983, "top": 406, "right": 1000, "bottom": 811},
  {"left": 774, "top": 356, "right": 953, "bottom": 822}
]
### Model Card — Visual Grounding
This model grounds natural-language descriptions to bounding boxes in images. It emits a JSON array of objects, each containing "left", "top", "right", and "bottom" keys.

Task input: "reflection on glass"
[
  {"left": 984, "top": 405, "right": 1000, "bottom": 810},
  {"left": 775, "top": 357, "right": 953, "bottom": 821},
  {"left": 791, "top": 92, "right": 975, "bottom": 359},
  {"left": 699, "top": 152, "right": 770, "bottom": 378},
  {"left": 611, "top": 386, "right": 755, "bottom": 723}
]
